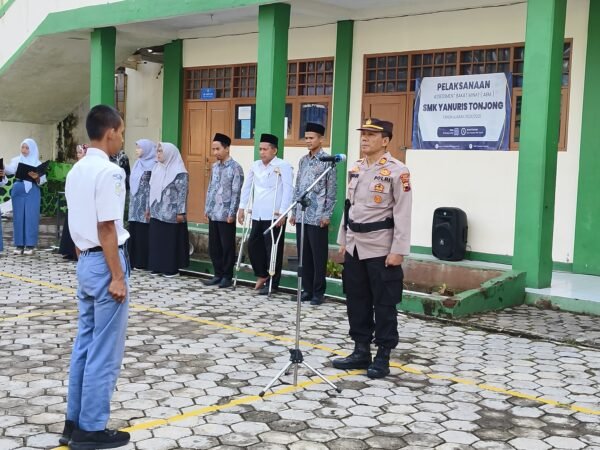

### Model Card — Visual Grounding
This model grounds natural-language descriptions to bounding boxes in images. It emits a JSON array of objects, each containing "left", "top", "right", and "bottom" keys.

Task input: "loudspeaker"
[{"left": 432, "top": 207, "right": 468, "bottom": 261}]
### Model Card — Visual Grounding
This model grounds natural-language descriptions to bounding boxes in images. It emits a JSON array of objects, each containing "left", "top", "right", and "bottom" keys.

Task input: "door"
[
  {"left": 182, "top": 101, "right": 232, "bottom": 223},
  {"left": 363, "top": 95, "right": 408, "bottom": 162}
]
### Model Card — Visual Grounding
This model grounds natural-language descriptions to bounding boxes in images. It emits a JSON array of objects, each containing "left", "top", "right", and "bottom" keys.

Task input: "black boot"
[
  {"left": 332, "top": 342, "right": 371, "bottom": 370},
  {"left": 367, "top": 347, "right": 391, "bottom": 379}
]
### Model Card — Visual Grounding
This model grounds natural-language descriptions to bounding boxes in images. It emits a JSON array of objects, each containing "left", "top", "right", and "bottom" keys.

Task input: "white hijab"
[
  {"left": 130, "top": 139, "right": 157, "bottom": 196},
  {"left": 149, "top": 142, "right": 187, "bottom": 205},
  {"left": 7, "top": 138, "right": 42, "bottom": 193}
]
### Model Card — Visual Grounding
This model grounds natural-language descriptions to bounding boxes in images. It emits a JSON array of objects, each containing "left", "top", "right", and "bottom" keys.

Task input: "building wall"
[
  {"left": 0, "top": 121, "right": 55, "bottom": 162},
  {"left": 347, "top": 0, "right": 587, "bottom": 262},
  {"left": 177, "top": 2, "right": 589, "bottom": 262}
]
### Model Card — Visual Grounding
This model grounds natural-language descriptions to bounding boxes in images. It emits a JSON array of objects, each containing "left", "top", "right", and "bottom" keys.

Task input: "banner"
[{"left": 412, "top": 73, "right": 512, "bottom": 150}]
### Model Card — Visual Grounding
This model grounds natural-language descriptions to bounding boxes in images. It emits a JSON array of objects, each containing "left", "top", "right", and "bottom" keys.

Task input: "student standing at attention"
[
  {"left": 61, "top": 104, "right": 131, "bottom": 449},
  {"left": 5, "top": 138, "right": 47, "bottom": 255}
]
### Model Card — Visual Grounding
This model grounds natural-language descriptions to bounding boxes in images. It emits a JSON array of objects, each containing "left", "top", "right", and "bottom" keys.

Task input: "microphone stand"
[{"left": 259, "top": 160, "right": 341, "bottom": 397}]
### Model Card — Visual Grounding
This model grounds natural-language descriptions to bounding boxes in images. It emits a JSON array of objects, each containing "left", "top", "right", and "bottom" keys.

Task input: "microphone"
[{"left": 318, "top": 154, "right": 347, "bottom": 163}]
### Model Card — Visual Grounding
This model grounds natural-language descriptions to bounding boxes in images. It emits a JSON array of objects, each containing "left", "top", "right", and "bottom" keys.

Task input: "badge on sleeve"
[
  {"left": 400, "top": 173, "right": 411, "bottom": 192},
  {"left": 112, "top": 173, "right": 124, "bottom": 195}
]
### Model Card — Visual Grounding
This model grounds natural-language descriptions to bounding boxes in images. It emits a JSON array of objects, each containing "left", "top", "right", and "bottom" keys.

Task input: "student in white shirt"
[
  {"left": 238, "top": 133, "right": 293, "bottom": 295},
  {"left": 61, "top": 104, "right": 130, "bottom": 450}
]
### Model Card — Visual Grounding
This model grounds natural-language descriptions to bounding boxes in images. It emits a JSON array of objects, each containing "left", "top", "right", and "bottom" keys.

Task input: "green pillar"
[
  {"left": 162, "top": 39, "right": 183, "bottom": 148},
  {"left": 255, "top": 3, "right": 290, "bottom": 159},
  {"left": 512, "top": 0, "right": 566, "bottom": 288},
  {"left": 329, "top": 20, "right": 354, "bottom": 245},
  {"left": 90, "top": 27, "right": 116, "bottom": 107},
  {"left": 574, "top": 1, "right": 600, "bottom": 275}
]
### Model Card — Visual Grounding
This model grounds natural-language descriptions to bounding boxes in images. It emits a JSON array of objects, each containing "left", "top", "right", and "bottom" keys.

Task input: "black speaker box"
[{"left": 432, "top": 207, "right": 468, "bottom": 261}]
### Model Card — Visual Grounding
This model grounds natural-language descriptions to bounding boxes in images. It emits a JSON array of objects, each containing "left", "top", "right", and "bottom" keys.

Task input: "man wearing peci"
[
  {"left": 333, "top": 118, "right": 412, "bottom": 379},
  {"left": 61, "top": 105, "right": 131, "bottom": 449},
  {"left": 204, "top": 133, "right": 244, "bottom": 288},
  {"left": 238, "top": 133, "right": 293, "bottom": 295},
  {"left": 289, "top": 122, "right": 336, "bottom": 305}
]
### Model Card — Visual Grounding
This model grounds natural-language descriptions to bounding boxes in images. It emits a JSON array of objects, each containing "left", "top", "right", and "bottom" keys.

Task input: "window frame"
[{"left": 363, "top": 39, "right": 573, "bottom": 151}]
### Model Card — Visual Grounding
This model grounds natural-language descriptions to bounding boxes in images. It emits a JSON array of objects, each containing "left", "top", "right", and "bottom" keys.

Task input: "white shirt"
[
  {"left": 65, "top": 148, "right": 129, "bottom": 251},
  {"left": 239, "top": 157, "right": 294, "bottom": 221}
]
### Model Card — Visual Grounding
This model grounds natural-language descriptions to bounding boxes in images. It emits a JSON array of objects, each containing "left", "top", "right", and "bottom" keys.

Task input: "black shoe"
[
  {"left": 290, "top": 291, "right": 311, "bottom": 302},
  {"left": 310, "top": 295, "right": 324, "bottom": 305},
  {"left": 203, "top": 276, "right": 222, "bottom": 286},
  {"left": 69, "top": 428, "right": 130, "bottom": 450},
  {"left": 258, "top": 284, "right": 278, "bottom": 295},
  {"left": 58, "top": 420, "right": 75, "bottom": 445},
  {"left": 218, "top": 278, "right": 233, "bottom": 288},
  {"left": 367, "top": 347, "right": 392, "bottom": 379},
  {"left": 332, "top": 342, "right": 372, "bottom": 370}
]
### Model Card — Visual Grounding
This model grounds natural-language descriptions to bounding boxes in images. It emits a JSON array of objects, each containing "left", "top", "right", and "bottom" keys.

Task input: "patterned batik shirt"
[
  {"left": 205, "top": 158, "right": 244, "bottom": 222},
  {"left": 149, "top": 173, "right": 189, "bottom": 223},
  {"left": 128, "top": 171, "right": 151, "bottom": 223},
  {"left": 290, "top": 148, "right": 337, "bottom": 226}
]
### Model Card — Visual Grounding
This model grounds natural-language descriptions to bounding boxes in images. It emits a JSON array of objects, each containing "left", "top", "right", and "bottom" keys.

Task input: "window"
[
  {"left": 114, "top": 70, "right": 127, "bottom": 121},
  {"left": 364, "top": 40, "right": 572, "bottom": 151},
  {"left": 186, "top": 58, "right": 334, "bottom": 146}
]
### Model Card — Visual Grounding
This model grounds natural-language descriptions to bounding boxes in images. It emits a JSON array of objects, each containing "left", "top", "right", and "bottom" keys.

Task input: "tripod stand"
[{"left": 259, "top": 162, "right": 341, "bottom": 397}]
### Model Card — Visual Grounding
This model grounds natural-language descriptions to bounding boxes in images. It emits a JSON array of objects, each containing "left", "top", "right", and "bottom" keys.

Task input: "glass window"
[
  {"left": 298, "top": 103, "right": 328, "bottom": 139},
  {"left": 234, "top": 104, "right": 255, "bottom": 140}
]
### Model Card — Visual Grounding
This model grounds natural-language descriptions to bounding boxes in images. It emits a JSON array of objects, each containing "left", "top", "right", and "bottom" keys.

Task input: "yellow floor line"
[
  {"left": 50, "top": 369, "right": 363, "bottom": 450},
  {"left": 2, "top": 271, "right": 599, "bottom": 418}
]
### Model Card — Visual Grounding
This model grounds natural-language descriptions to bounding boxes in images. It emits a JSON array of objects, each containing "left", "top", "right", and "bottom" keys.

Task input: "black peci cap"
[
  {"left": 260, "top": 133, "right": 279, "bottom": 148},
  {"left": 305, "top": 122, "right": 325, "bottom": 136},
  {"left": 213, "top": 133, "right": 231, "bottom": 147}
]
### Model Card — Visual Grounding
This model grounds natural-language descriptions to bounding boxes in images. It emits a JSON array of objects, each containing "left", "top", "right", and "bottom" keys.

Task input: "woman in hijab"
[
  {"left": 5, "top": 138, "right": 47, "bottom": 255},
  {"left": 128, "top": 139, "right": 156, "bottom": 270},
  {"left": 58, "top": 144, "right": 87, "bottom": 260},
  {"left": 147, "top": 142, "right": 189, "bottom": 277}
]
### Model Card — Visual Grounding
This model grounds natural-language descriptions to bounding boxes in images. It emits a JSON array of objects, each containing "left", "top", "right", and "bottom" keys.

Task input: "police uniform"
[
  {"left": 204, "top": 133, "right": 244, "bottom": 288},
  {"left": 334, "top": 118, "right": 412, "bottom": 379},
  {"left": 64, "top": 147, "right": 130, "bottom": 433}
]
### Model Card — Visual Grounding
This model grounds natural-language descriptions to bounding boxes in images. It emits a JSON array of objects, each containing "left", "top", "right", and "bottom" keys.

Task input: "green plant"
[
  {"left": 326, "top": 259, "right": 343, "bottom": 279},
  {"left": 56, "top": 113, "right": 78, "bottom": 162}
]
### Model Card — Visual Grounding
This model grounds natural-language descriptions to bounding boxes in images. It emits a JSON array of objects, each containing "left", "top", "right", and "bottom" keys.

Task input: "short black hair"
[
  {"left": 86, "top": 105, "right": 123, "bottom": 141},
  {"left": 382, "top": 130, "right": 393, "bottom": 140}
]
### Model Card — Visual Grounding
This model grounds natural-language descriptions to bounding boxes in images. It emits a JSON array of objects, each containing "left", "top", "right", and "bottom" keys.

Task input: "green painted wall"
[
  {"left": 512, "top": 0, "right": 566, "bottom": 288},
  {"left": 162, "top": 40, "right": 183, "bottom": 148},
  {"left": 329, "top": 20, "right": 354, "bottom": 245},
  {"left": 89, "top": 27, "right": 116, "bottom": 107},
  {"left": 573, "top": 0, "right": 600, "bottom": 275},
  {"left": 255, "top": 3, "right": 290, "bottom": 159}
]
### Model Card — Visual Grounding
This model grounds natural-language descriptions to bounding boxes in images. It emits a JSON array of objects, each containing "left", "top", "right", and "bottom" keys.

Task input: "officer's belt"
[{"left": 347, "top": 217, "right": 394, "bottom": 233}]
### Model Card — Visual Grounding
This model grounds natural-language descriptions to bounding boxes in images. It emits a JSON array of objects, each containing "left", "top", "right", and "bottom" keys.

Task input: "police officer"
[
  {"left": 61, "top": 105, "right": 130, "bottom": 449},
  {"left": 204, "top": 133, "right": 244, "bottom": 288},
  {"left": 289, "top": 122, "right": 336, "bottom": 305},
  {"left": 333, "top": 118, "right": 412, "bottom": 379}
]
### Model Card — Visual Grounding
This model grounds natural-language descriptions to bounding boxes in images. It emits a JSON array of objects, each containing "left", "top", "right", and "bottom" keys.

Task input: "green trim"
[
  {"left": 525, "top": 293, "right": 600, "bottom": 316},
  {"left": 410, "top": 245, "right": 573, "bottom": 272},
  {"left": 329, "top": 20, "right": 354, "bottom": 245},
  {"left": 0, "top": 0, "right": 273, "bottom": 78},
  {"left": 0, "top": 0, "right": 16, "bottom": 18},
  {"left": 573, "top": 0, "right": 600, "bottom": 276},
  {"left": 512, "top": 0, "right": 566, "bottom": 288},
  {"left": 162, "top": 40, "right": 183, "bottom": 148},
  {"left": 89, "top": 27, "right": 116, "bottom": 107},
  {"left": 255, "top": 3, "right": 290, "bottom": 159}
]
